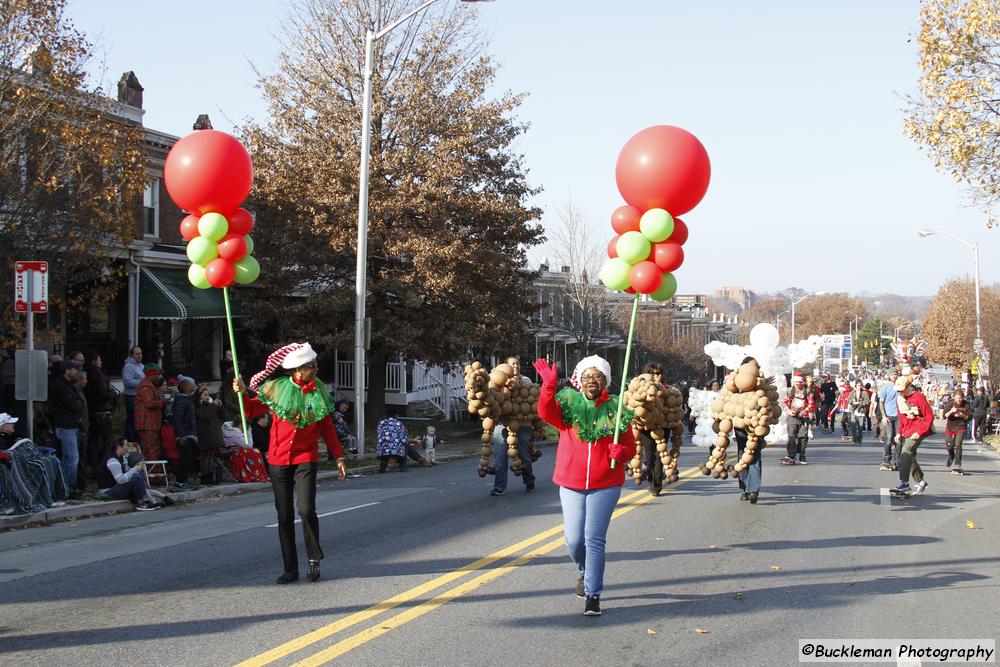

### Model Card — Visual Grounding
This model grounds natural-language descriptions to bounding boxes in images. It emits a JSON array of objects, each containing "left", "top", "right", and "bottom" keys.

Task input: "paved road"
[{"left": 2, "top": 431, "right": 998, "bottom": 666}]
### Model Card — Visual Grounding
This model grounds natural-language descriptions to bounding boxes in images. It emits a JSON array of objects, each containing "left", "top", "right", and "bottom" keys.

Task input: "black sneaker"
[
  {"left": 798, "top": 458, "right": 808, "bottom": 465},
  {"left": 525, "top": 483, "right": 535, "bottom": 493},
  {"left": 307, "top": 560, "right": 320, "bottom": 582},
  {"left": 740, "top": 492, "right": 750, "bottom": 501},
  {"left": 576, "top": 574, "right": 585, "bottom": 598},
  {"left": 748, "top": 492, "right": 758, "bottom": 504},
  {"left": 136, "top": 501, "right": 161, "bottom": 511},
  {"left": 584, "top": 595, "right": 602, "bottom": 616},
  {"left": 489, "top": 488, "right": 504, "bottom": 496},
  {"left": 276, "top": 571, "right": 299, "bottom": 584}
]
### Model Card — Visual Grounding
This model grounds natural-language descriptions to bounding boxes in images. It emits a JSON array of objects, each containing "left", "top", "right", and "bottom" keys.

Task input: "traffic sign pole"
[{"left": 26, "top": 270, "right": 34, "bottom": 443}]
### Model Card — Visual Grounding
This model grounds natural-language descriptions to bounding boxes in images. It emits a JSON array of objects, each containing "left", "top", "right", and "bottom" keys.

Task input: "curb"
[{"left": 1, "top": 441, "right": 552, "bottom": 530}]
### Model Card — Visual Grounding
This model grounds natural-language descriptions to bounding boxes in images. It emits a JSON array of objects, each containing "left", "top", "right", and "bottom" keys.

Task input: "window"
[{"left": 144, "top": 178, "right": 160, "bottom": 237}]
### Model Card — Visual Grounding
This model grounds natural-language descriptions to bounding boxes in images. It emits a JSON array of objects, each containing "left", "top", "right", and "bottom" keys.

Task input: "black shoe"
[
  {"left": 307, "top": 560, "right": 320, "bottom": 582},
  {"left": 136, "top": 500, "right": 161, "bottom": 511},
  {"left": 748, "top": 492, "right": 758, "bottom": 504},
  {"left": 584, "top": 595, "right": 602, "bottom": 616},
  {"left": 489, "top": 488, "right": 504, "bottom": 496},
  {"left": 576, "top": 574, "right": 585, "bottom": 599},
  {"left": 650, "top": 488, "right": 662, "bottom": 496},
  {"left": 946, "top": 455, "right": 953, "bottom": 468},
  {"left": 525, "top": 483, "right": 535, "bottom": 493},
  {"left": 740, "top": 492, "right": 750, "bottom": 501},
  {"left": 276, "top": 571, "right": 299, "bottom": 584},
  {"left": 798, "top": 458, "right": 808, "bottom": 465}
]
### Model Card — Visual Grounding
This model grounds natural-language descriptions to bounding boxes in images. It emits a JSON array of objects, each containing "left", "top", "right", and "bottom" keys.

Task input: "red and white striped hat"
[{"left": 249, "top": 342, "right": 317, "bottom": 391}]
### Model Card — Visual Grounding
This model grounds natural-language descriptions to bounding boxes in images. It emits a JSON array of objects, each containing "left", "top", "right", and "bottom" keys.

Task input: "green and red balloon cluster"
[
  {"left": 600, "top": 126, "right": 710, "bottom": 300},
  {"left": 164, "top": 130, "right": 260, "bottom": 289}
]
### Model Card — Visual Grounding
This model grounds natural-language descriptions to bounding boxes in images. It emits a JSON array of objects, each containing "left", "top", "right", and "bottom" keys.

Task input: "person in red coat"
[
  {"left": 892, "top": 375, "right": 933, "bottom": 497},
  {"left": 235, "top": 342, "right": 345, "bottom": 584},
  {"left": 534, "top": 355, "right": 636, "bottom": 617}
]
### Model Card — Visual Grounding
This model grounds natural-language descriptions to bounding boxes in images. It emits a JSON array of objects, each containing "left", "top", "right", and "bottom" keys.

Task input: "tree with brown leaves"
[
  {"left": 923, "top": 279, "right": 1000, "bottom": 376},
  {"left": 242, "top": 0, "right": 543, "bottom": 430},
  {"left": 792, "top": 294, "right": 869, "bottom": 341}
]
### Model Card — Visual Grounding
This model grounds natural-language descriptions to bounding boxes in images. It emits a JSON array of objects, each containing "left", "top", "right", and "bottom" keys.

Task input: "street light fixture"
[
  {"left": 775, "top": 309, "right": 789, "bottom": 331},
  {"left": 354, "top": 0, "right": 495, "bottom": 449},
  {"left": 844, "top": 311, "right": 860, "bottom": 367},
  {"left": 916, "top": 228, "right": 981, "bottom": 341},
  {"left": 790, "top": 292, "right": 825, "bottom": 344}
]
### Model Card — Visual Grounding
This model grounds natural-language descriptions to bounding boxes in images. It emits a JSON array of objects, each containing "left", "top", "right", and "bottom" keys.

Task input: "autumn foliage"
[{"left": 923, "top": 279, "right": 1000, "bottom": 372}]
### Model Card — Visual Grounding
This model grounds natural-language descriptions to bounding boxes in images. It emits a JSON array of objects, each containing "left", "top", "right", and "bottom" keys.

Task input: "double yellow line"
[{"left": 235, "top": 464, "right": 706, "bottom": 667}]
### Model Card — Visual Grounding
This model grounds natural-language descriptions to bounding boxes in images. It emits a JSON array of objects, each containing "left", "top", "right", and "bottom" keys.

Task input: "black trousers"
[
  {"left": 87, "top": 412, "right": 113, "bottom": 476},
  {"left": 270, "top": 462, "right": 323, "bottom": 574},
  {"left": 639, "top": 430, "right": 663, "bottom": 490},
  {"left": 174, "top": 436, "right": 196, "bottom": 483}
]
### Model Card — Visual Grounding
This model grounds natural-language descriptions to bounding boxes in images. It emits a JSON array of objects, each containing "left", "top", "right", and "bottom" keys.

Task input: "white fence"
[{"left": 334, "top": 359, "right": 466, "bottom": 420}]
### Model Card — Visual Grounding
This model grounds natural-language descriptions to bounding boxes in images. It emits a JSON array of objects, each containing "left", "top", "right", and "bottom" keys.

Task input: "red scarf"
[
  {"left": 293, "top": 376, "right": 316, "bottom": 394},
  {"left": 593, "top": 389, "right": 611, "bottom": 407}
]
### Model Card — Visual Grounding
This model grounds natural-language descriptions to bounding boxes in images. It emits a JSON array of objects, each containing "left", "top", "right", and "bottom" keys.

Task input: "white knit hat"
[{"left": 571, "top": 355, "right": 612, "bottom": 390}]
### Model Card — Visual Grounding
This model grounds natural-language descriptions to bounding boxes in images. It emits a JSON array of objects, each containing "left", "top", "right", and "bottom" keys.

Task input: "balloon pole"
[
  {"left": 223, "top": 286, "right": 250, "bottom": 445},
  {"left": 611, "top": 293, "right": 641, "bottom": 469}
]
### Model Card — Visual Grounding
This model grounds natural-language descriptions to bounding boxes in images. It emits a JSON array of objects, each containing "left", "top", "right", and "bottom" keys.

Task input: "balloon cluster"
[
  {"left": 701, "top": 359, "right": 781, "bottom": 479},
  {"left": 598, "top": 126, "right": 710, "bottom": 298},
  {"left": 689, "top": 388, "right": 720, "bottom": 449},
  {"left": 463, "top": 361, "right": 544, "bottom": 478},
  {"left": 622, "top": 374, "right": 685, "bottom": 485},
  {"left": 163, "top": 130, "right": 260, "bottom": 289}
]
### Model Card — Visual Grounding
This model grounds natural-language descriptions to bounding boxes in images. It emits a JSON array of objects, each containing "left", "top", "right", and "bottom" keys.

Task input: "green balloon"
[
  {"left": 187, "top": 263, "right": 211, "bottom": 289},
  {"left": 198, "top": 212, "right": 229, "bottom": 241},
  {"left": 186, "top": 235, "right": 218, "bottom": 266},
  {"left": 243, "top": 234, "right": 254, "bottom": 255},
  {"left": 599, "top": 258, "right": 632, "bottom": 291},
  {"left": 650, "top": 272, "right": 678, "bottom": 301},
  {"left": 233, "top": 255, "right": 261, "bottom": 285},
  {"left": 639, "top": 208, "right": 675, "bottom": 243},
  {"left": 616, "top": 231, "right": 651, "bottom": 264}
]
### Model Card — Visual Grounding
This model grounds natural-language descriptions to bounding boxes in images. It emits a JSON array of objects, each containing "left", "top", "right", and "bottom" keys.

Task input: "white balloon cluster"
[
  {"left": 702, "top": 323, "right": 823, "bottom": 445},
  {"left": 689, "top": 388, "right": 719, "bottom": 449}
]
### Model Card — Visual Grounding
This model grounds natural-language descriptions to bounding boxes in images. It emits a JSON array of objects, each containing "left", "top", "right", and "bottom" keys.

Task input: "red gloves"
[{"left": 533, "top": 358, "right": 558, "bottom": 384}]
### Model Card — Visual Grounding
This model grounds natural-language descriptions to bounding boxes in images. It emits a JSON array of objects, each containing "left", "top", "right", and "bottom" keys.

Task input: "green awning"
[{"left": 139, "top": 266, "right": 229, "bottom": 320}]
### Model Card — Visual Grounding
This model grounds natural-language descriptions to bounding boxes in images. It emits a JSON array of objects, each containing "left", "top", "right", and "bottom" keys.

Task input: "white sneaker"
[{"left": 912, "top": 480, "right": 928, "bottom": 495}]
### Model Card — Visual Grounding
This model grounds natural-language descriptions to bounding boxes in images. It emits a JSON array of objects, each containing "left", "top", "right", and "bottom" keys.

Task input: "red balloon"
[
  {"left": 669, "top": 217, "right": 689, "bottom": 245},
  {"left": 217, "top": 233, "right": 248, "bottom": 262},
  {"left": 652, "top": 242, "right": 684, "bottom": 272},
  {"left": 227, "top": 208, "right": 254, "bottom": 236},
  {"left": 624, "top": 287, "right": 636, "bottom": 294},
  {"left": 607, "top": 235, "right": 620, "bottom": 258},
  {"left": 610, "top": 205, "right": 641, "bottom": 235},
  {"left": 628, "top": 260, "right": 663, "bottom": 295},
  {"left": 179, "top": 214, "right": 200, "bottom": 241},
  {"left": 615, "top": 126, "right": 711, "bottom": 216},
  {"left": 204, "top": 258, "right": 235, "bottom": 288},
  {"left": 164, "top": 130, "right": 253, "bottom": 216}
]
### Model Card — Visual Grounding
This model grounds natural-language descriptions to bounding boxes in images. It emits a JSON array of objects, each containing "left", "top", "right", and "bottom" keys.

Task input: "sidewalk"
[{"left": 1, "top": 434, "right": 549, "bottom": 530}]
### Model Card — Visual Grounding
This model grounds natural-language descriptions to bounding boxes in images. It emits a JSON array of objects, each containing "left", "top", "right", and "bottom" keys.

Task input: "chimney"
[
  {"left": 193, "top": 114, "right": 213, "bottom": 130},
  {"left": 117, "top": 71, "right": 144, "bottom": 108}
]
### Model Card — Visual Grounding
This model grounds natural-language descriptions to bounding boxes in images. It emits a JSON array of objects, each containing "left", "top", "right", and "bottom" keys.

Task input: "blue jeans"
[
  {"left": 735, "top": 429, "right": 761, "bottom": 494},
  {"left": 103, "top": 472, "right": 150, "bottom": 503},
  {"left": 55, "top": 427, "right": 79, "bottom": 490},
  {"left": 559, "top": 485, "right": 621, "bottom": 598},
  {"left": 492, "top": 426, "right": 535, "bottom": 491},
  {"left": 882, "top": 416, "right": 899, "bottom": 465},
  {"left": 850, "top": 416, "right": 864, "bottom": 443}
]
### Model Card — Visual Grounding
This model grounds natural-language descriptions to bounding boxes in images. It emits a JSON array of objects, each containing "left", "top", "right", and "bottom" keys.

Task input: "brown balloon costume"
[{"left": 623, "top": 373, "right": 686, "bottom": 486}]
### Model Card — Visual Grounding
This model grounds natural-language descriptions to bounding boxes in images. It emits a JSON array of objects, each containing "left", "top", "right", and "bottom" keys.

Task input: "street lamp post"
[
  {"left": 845, "top": 311, "right": 859, "bottom": 366},
  {"left": 354, "top": 0, "right": 493, "bottom": 450},
  {"left": 776, "top": 309, "right": 789, "bottom": 333},
  {"left": 917, "top": 228, "right": 981, "bottom": 343},
  {"left": 790, "top": 292, "right": 825, "bottom": 345}
]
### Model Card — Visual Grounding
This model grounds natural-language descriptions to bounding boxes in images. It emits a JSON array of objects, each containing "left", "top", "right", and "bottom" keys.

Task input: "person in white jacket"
[{"left": 98, "top": 438, "right": 160, "bottom": 511}]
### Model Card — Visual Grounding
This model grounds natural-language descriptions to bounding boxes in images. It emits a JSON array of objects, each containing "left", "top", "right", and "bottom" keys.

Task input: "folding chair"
[{"left": 142, "top": 460, "right": 170, "bottom": 488}]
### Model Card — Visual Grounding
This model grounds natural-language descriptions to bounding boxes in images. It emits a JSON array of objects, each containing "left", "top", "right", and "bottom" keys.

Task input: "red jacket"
[
  {"left": 242, "top": 395, "right": 344, "bottom": 466},
  {"left": 898, "top": 389, "right": 934, "bottom": 439},
  {"left": 783, "top": 386, "right": 816, "bottom": 419},
  {"left": 537, "top": 380, "right": 636, "bottom": 490}
]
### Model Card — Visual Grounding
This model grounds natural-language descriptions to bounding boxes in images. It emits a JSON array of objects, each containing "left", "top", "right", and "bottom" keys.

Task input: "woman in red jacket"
[
  {"left": 534, "top": 355, "right": 636, "bottom": 617},
  {"left": 235, "top": 342, "right": 346, "bottom": 584}
]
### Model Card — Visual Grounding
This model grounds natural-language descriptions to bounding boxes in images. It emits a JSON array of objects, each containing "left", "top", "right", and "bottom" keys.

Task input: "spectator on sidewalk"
[
  {"left": 85, "top": 352, "right": 117, "bottom": 483},
  {"left": 72, "top": 369, "right": 90, "bottom": 491},
  {"left": 970, "top": 386, "right": 989, "bottom": 443},
  {"left": 195, "top": 383, "right": 226, "bottom": 485},
  {"left": 417, "top": 425, "right": 440, "bottom": 466},
  {"left": 122, "top": 346, "right": 144, "bottom": 442},
  {"left": 332, "top": 401, "right": 358, "bottom": 456},
  {"left": 97, "top": 438, "right": 160, "bottom": 511},
  {"left": 877, "top": 370, "right": 900, "bottom": 471},
  {"left": 68, "top": 350, "right": 85, "bottom": 370},
  {"left": 135, "top": 364, "right": 165, "bottom": 463},
  {"left": 170, "top": 375, "right": 198, "bottom": 490},
  {"left": 376, "top": 416, "right": 409, "bottom": 472},
  {"left": 48, "top": 360, "right": 84, "bottom": 498}
]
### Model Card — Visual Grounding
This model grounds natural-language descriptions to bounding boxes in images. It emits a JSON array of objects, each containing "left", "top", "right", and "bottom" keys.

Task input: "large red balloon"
[
  {"left": 607, "top": 235, "right": 620, "bottom": 258},
  {"left": 652, "top": 242, "right": 684, "bottom": 272},
  {"left": 164, "top": 130, "right": 253, "bottom": 216},
  {"left": 227, "top": 208, "right": 254, "bottom": 236},
  {"left": 216, "top": 233, "right": 248, "bottom": 262},
  {"left": 204, "top": 258, "right": 235, "bottom": 288},
  {"left": 610, "top": 205, "right": 641, "bottom": 235},
  {"left": 615, "top": 126, "right": 710, "bottom": 216},
  {"left": 179, "top": 214, "right": 200, "bottom": 241},
  {"left": 629, "top": 261, "right": 663, "bottom": 295},
  {"left": 668, "top": 217, "right": 689, "bottom": 245}
]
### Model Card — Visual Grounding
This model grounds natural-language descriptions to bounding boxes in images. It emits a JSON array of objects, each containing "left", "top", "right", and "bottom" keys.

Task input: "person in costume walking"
[
  {"left": 234, "top": 342, "right": 346, "bottom": 584},
  {"left": 534, "top": 355, "right": 636, "bottom": 617},
  {"left": 892, "top": 375, "right": 932, "bottom": 497}
]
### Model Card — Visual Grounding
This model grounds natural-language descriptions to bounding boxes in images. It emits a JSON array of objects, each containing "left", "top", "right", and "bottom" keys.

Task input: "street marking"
[
  {"left": 235, "top": 466, "right": 703, "bottom": 667},
  {"left": 264, "top": 502, "right": 382, "bottom": 528},
  {"left": 291, "top": 487, "right": 672, "bottom": 666},
  {"left": 880, "top": 488, "right": 891, "bottom": 507}
]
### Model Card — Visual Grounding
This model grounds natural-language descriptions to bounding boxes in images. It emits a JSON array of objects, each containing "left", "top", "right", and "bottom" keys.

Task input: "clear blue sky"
[{"left": 67, "top": 0, "right": 994, "bottom": 297}]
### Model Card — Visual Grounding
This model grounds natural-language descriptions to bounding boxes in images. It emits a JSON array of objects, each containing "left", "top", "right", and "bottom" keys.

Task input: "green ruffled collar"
[
  {"left": 257, "top": 375, "right": 334, "bottom": 428},
  {"left": 556, "top": 387, "right": 633, "bottom": 442}
]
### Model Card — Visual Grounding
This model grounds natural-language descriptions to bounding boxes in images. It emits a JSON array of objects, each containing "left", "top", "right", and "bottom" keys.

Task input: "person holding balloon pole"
[
  {"left": 534, "top": 355, "right": 636, "bottom": 617},
  {"left": 234, "top": 343, "right": 346, "bottom": 584}
]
